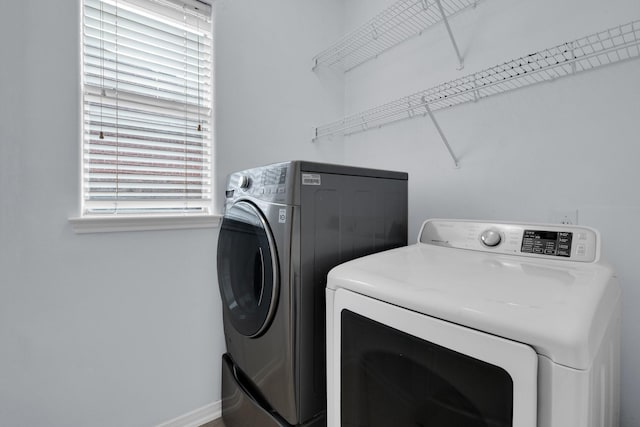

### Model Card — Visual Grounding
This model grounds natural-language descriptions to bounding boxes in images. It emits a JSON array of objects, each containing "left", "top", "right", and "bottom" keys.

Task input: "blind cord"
[
  {"left": 99, "top": 1, "right": 105, "bottom": 140},
  {"left": 115, "top": 0, "right": 120, "bottom": 212},
  {"left": 183, "top": 5, "right": 188, "bottom": 212}
]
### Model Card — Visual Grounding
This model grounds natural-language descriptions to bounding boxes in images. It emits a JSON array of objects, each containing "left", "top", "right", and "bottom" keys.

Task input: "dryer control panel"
[{"left": 419, "top": 219, "right": 600, "bottom": 263}]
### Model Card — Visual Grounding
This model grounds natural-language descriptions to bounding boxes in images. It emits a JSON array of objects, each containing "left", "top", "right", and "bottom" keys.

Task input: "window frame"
[{"left": 71, "top": 0, "right": 218, "bottom": 233}]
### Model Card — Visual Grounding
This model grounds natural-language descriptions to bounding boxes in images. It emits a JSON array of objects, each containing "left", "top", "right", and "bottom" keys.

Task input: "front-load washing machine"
[
  {"left": 217, "top": 161, "right": 408, "bottom": 426},
  {"left": 327, "top": 219, "right": 621, "bottom": 427}
]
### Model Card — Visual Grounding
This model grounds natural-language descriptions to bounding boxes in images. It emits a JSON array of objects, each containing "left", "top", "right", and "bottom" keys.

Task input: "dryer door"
[
  {"left": 327, "top": 288, "right": 538, "bottom": 427},
  {"left": 217, "top": 201, "right": 279, "bottom": 337}
]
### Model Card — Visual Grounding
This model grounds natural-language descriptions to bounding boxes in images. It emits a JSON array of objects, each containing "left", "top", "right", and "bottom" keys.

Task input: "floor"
[{"left": 199, "top": 419, "right": 225, "bottom": 427}]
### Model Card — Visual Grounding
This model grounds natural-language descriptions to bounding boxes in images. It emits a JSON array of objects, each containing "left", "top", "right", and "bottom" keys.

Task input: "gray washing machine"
[{"left": 217, "top": 161, "right": 408, "bottom": 426}]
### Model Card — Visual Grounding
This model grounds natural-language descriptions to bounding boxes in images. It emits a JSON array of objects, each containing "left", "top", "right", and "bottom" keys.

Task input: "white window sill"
[{"left": 69, "top": 214, "right": 222, "bottom": 234}]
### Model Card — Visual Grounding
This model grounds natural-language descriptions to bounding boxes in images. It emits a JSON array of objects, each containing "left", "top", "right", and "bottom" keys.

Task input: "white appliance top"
[{"left": 327, "top": 219, "right": 620, "bottom": 369}]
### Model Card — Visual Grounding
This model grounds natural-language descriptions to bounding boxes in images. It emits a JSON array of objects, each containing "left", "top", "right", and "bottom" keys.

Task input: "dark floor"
[{"left": 199, "top": 418, "right": 225, "bottom": 427}]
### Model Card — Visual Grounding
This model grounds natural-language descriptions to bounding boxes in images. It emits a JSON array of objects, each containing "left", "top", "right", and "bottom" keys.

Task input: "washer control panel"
[
  {"left": 225, "top": 163, "right": 291, "bottom": 204},
  {"left": 419, "top": 219, "right": 599, "bottom": 262}
]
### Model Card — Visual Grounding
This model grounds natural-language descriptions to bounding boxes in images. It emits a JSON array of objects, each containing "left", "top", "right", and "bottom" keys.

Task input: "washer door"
[{"left": 217, "top": 201, "right": 279, "bottom": 337}]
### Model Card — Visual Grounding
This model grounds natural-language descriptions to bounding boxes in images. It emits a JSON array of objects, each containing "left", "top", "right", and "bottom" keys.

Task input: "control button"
[
  {"left": 577, "top": 244, "right": 586, "bottom": 256},
  {"left": 480, "top": 229, "right": 502, "bottom": 247},
  {"left": 238, "top": 175, "right": 251, "bottom": 189}
]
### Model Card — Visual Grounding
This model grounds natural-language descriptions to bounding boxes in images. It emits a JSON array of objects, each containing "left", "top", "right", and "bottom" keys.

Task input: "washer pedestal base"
[{"left": 221, "top": 354, "right": 326, "bottom": 427}]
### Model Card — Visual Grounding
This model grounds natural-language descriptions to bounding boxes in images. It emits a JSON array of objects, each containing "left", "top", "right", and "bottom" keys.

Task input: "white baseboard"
[{"left": 155, "top": 401, "right": 222, "bottom": 427}]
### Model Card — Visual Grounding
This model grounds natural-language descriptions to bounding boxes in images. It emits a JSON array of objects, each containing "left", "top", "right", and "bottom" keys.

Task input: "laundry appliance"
[
  {"left": 217, "top": 161, "right": 408, "bottom": 426},
  {"left": 327, "top": 219, "right": 621, "bottom": 427}
]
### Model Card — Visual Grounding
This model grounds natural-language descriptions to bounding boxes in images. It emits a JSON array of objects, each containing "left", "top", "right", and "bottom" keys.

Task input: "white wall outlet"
[{"left": 549, "top": 209, "right": 579, "bottom": 225}]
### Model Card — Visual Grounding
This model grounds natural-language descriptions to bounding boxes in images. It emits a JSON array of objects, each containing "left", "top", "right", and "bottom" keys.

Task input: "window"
[{"left": 81, "top": 0, "right": 213, "bottom": 217}]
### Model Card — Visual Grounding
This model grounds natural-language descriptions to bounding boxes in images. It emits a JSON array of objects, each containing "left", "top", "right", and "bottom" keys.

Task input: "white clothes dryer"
[{"left": 326, "top": 219, "right": 621, "bottom": 427}]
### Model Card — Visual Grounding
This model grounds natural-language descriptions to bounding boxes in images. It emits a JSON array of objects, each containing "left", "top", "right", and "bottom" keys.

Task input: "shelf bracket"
[
  {"left": 422, "top": 97, "right": 459, "bottom": 168},
  {"left": 435, "top": 0, "right": 464, "bottom": 70},
  {"left": 569, "top": 41, "right": 577, "bottom": 74},
  {"left": 472, "top": 74, "right": 480, "bottom": 102},
  {"left": 371, "top": 23, "right": 379, "bottom": 40}
]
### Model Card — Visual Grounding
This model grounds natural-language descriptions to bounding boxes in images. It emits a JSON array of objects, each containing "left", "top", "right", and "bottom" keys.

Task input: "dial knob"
[
  {"left": 480, "top": 229, "right": 502, "bottom": 247},
  {"left": 238, "top": 175, "right": 251, "bottom": 189}
]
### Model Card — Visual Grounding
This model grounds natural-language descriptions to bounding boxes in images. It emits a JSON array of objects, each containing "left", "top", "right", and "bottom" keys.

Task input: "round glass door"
[{"left": 217, "top": 201, "right": 279, "bottom": 337}]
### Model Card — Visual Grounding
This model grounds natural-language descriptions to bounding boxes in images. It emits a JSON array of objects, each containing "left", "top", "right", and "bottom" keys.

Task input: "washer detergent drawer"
[{"left": 221, "top": 354, "right": 289, "bottom": 427}]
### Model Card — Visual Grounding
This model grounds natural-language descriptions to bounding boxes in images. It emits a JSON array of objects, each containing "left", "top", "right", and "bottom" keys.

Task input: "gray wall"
[{"left": 213, "top": 0, "right": 346, "bottom": 194}]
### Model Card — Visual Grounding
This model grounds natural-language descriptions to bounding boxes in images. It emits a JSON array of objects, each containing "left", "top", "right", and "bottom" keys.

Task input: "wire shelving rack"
[
  {"left": 313, "top": 20, "right": 640, "bottom": 165},
  {"left": 312, "top": 0, "right": 479, "bottom": 72}
]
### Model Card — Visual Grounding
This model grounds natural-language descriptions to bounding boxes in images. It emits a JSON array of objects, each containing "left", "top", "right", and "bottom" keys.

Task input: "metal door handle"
[{"left": 257, "top": 247, "right": 265, "bottom": 306}]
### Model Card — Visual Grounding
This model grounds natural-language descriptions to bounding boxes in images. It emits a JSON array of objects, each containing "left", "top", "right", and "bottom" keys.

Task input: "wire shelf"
[
  {"left": 314, "top": 20, "right": 640, "bottom": 141},
  {"left": 312, "top": 0, "right": 479, "bottom": 72}
]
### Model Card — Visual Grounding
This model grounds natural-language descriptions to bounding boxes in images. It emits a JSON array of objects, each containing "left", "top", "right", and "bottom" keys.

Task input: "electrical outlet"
[{"left": 549, "top": 209, "right": 579, "bottom": 225}]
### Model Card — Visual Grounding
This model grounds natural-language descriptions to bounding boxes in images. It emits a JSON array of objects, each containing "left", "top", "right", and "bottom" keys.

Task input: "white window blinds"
[{"left": 82, "top": 0, "right": 213, "bottom": 216}]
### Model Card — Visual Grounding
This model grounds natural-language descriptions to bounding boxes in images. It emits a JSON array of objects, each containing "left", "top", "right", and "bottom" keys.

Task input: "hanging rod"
[
  {"left": 313, "top": 19, "right": 640, "bottom": 141},
  {"left": 312, "top": 0, "right": 479, "bottom": 72}
]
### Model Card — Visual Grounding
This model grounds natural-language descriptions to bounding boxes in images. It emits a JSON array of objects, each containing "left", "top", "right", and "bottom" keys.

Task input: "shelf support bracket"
[
  {"left": 423, "top": 97, "right": 459, "bottom": 168},
  {"left": 435, "top": 0, "right": 464, "bottom": 70},
  {"left": 569, "top": 42, "right": 577, "bottom": 74}
]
